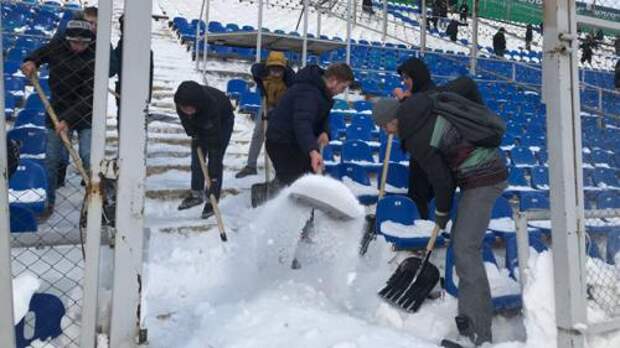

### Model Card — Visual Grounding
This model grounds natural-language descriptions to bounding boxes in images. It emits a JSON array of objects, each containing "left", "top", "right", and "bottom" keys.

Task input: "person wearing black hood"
[
  {"left": 446, "top": 19, "right": 467, "bottom": 42},
  {"left": 615, "top": 59, "right": 620, "bottom": 90},
  {"left": 493, "top": 28, "right": 507, "bottom": 57},
  {"left": 371, "top": 89, "right": 507, "bottom": 346},
  {"left": 21, "top": 18, "right": 97, "bottom": 220},
  {"left": 174, "top": 81, "right": 235, "bottom": 219},
  {"left": 393, "top": 57, "right": 482, "bottom": 219},
  {"left": 525, "top": 24, "right": 533, "bottom": 51},
  {"left": 459, "top": 1, "right": 468, "bottom": 22},
  {"left": 266, "top": 63, "right": 354, "bottom": 185}
]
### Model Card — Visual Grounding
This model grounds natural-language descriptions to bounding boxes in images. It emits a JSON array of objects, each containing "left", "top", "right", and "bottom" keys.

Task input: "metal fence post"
[
  {"left": 109, "top": 0, "right": 152, "bottom": 346},
  {"left": 302, "top": 0, "right": 309, "bottom": 66},
  {"left": 346, "top": 0, "right": 352, "bottom": 65},
  {"left": 202, "top": 0, "right": 210, "bottom": 83},
  {"left": 420, "top": 0, "right": 427, "bottom": 54},
  {"left": 543, "top": 1, "right": 587, "bottom": 347},
  {"left": 470, "top": 0, "right": 479, "bottom": 75},
  {"left": 195, "top": 0, "right": 206, "bottom": 70},
  {"left": 317, "top": 8, "right": 322, "bottom": 37},
  {"left": 382, "top": 0, "right": 388, "bottom": 42},
  {"left": 80, "top": 0, "right": 113, "bottom": 346},
  {"left": 256, "top": 0, "right": 264, "bottom": 63},
  {"left": 0, "top": 12, "right": 16, "bottom": 347}
]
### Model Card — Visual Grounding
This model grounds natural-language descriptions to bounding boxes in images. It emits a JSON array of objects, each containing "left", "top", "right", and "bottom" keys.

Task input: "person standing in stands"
[
  {"left": 392, "top": 57, "right": 487, "bottom": 220},
  {"left": 21, "top": 18, "right": 96, "bottom": 220},
  {"left": 235, "top": 51, "right": 295, "bottom": 178},
  {"left": 371, "top": 80, "right": 508, "bottom": 347},
  {"left": 266, "top": 63, "right": 353, "bottom": 186},
  {"left": 581, "top": 34, "right": 595, "bottom": 65},
  {"left": 525, "top": 24, "right": 533, "bottom": 51},
  {"left": 362, "top": 0, "right": 375, "bottom": 15},
  {"left": 446, "top": 19, "right": 466, "bottom": 42},
  {"left": 459, "top": 1, "right": 468, "bottom": 22},
  {"left": 174, "top": 81, "right": 235, "bottom": 219},
  {"left": 493, "top": 28, "right": 507, "bottom": 57},
  {"left": 615, "top": 35, "right": 620, "bottom": 56}
]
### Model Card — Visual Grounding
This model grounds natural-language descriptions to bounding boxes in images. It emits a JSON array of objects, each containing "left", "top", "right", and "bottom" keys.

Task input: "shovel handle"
[
  {"left": 425, "top": 224, "right": 441, "bottom": 253},
  {"left": 378, "top": 133, "right": 393, "bottom": 199},
  {"left": 196, "top": 146, "right": 228, "bottom": 242}
]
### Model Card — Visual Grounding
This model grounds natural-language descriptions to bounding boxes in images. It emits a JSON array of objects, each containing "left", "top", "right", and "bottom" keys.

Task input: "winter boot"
[
  {"left": 56, "top": 164, "right": 68, "bottom": 187},
  {"left": 235, "top": 166, "right": 257, "bottom": 178},
  {"left": 201, "top": 201, "right": 214, "bottom": 219},
  {"left": 178, "top": 191, "right": 204, "bottom": 210},
  {"left": 37, "top": 204, "right": 55, "bottom": 222}
]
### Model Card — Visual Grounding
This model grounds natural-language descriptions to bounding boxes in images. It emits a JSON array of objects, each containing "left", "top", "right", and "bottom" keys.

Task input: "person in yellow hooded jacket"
[{"left": 235, "top": 51, "right": 296, "bottom": 178}]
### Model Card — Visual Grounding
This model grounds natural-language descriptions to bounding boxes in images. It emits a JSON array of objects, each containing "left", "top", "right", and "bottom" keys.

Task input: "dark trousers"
[
  {"left": 191, "top": 117, "right": 234, "bottom": 199},
  {"left": 266, "top": 141, "right": 312, "bottom": 186}
]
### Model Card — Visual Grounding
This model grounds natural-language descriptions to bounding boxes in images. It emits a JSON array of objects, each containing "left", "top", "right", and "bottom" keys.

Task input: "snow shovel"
[
  {"left": 196, "top": 147, "right": 228, "bottom": 242},
  {"left": 251, "top": 98, "right": 278, "bottom": 208},
  {"left": 378, "top": 224, "right": 441, "bottom": 312},
  {"left": 359, "top": 133, "right": 393, "bottom": 255}
]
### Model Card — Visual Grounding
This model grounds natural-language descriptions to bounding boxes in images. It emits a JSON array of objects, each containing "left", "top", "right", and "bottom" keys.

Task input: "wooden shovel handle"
[
  {"left": 426, "top": 224, "right": 441, "bottom": 253},
  {"left": 378, "top": 133, "right": 394, "bottom": 199},
  {"left": 196, "top": 146, "right": 228, "bottom": 242}
]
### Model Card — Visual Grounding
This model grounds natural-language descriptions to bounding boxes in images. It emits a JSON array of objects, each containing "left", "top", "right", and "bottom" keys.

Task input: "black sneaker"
[
  {"left": 178, "top": 193, "right": 204, "bottom": 210},
  {"left": 201, "top": 201, "right": 214, "bottom": 219},
  {"left": 235, "top": 166, "right": 257, "bottom": 178}
]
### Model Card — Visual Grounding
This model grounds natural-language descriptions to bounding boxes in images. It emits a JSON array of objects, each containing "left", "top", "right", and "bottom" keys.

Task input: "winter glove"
[{"left": 434, "top": 210, "right": 450, "bottom": 230}]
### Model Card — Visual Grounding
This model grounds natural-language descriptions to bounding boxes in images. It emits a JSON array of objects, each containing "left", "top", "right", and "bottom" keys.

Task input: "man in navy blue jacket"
[{"left": 266, "top": 63, "right": 354, "bottom": 185}]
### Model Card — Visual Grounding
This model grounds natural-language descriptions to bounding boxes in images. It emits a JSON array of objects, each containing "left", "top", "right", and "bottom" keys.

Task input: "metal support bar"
[
  {"left": 302, "top": 0, "right": 309, "bottom": 66},
  {"left": 0, "top": 10, "right": 16, "bottom": 347},
  {"left": 80, "top": 0, "right": 113, "bottom": 345},
  {"left": 514, "top": 211, "right": 530, "bottom": 290},
  {"left": 109, "top": 0, "right": 151, "bottom": 346},
  {"left": 202, "top": 0, "right": 210, "bottom": 83},
  {"left": 576, "top": 15, "right": 620, "bottom": 32},
  {"left": 544, "top": 1, "right": 587, "bottom": 346},
  {"left": 420, "top": 0, "right": 426, "bottom": 54},
  {"left": 194, "top": 0, "right": 206, "bottom": 70},
  {"left": 346, "top": 0, "right": 352, "bottom": 65},
  {"left": 256, "top": 0, "right": 264, "bottom": 63},
  {"left": 317, "top": 8, "right": 321, "bottom": 37},
  {"left": 470, "top": 0, "right": 479, "bottom": 75},
  {"left": 382, "top": 0, "right": 387, "bottom": 43}
]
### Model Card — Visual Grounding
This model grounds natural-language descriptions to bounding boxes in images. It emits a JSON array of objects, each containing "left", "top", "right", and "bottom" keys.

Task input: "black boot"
[
  {"left": 178, "top": 191, "right": 204, "bottom": 210},
  {"left": 201, "top": 201, "right": 214, "bottom": 219},
  {"left": 56, "top": 164, "right": 68, "bottom": 187}
]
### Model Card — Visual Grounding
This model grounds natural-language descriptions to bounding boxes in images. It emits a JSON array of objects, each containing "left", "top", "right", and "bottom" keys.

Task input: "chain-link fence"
[{"left": 2, "top": 0, "right": 116, "bottom": 346}]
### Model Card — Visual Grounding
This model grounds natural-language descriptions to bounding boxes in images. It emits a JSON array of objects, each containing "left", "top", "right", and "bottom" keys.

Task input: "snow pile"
[
  {"left": 522, "top": 250, "right": 556, "bottom": 346},
  {"left": 12, "top": 273, "right": 40, "bottom": 324},
  {"left": 450, "top": 262, "right": 521, "bottom": 298},
  {"left": 585, "top": 257, "right": 620, "bottom": 313},
  {"left": 288, "top": 174, "right": 365, "bottom": 220},
  {"left": 9, "top": 188, "right": 46, "bottom": 203},
  {"left": 380, "top": 220, "right": 436, "bottom": 239},
  {"left": 342, "top": 177, "right": 377, "bottom": 196}
]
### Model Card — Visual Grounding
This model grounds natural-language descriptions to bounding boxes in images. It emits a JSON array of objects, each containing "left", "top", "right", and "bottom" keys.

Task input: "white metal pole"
[
  {"left": 302, "top": 0, "right": 309, "bottom": 66},
  {"left": 346, "top": 0, "right": 352, "bottom": 65},
  {"left": 109, "top": 0, "right": 151, "bottom": 346},
  {"left": 256, "top": 0, "right": 264, "bottom": 63},
  {"left": 353, "top": 0, "right": 357, "bottom": 25},
  {"left": 80, "top": 0, "right": 113, "bottom": 346},
  {"left": 202, "top": 0, "right": 210, "bottom": 83},
  {"left": 470, "top": 0, "right": 479, "bottom": 75},
  {"left": 543, "top": 0, "right": 587, "bottom": 347},
  {"left": 195, "top": 0, "right": 206, "bottom": 70},
  {"left": 420, "top": 0, "right": 427, "bottom": 54},
  {"left": 382, "top": 0, "right": 388, "bottom": 43},
  {"left": 317, "top": 8, "right": 321, "bottom": 38},
  {"left": 0, "top": 11, "right": 16, "bottom": 347}
]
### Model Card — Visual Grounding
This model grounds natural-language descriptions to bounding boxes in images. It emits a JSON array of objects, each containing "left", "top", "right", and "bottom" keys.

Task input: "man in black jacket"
[
  {"left": 446, "top": 19, "right": 466, "bottom": 42},
  {"left": 174, "top": 81, "right": 235, "bottom": 219},
  {"left": 236, "top": 51, "right": 295, "bottom": 178},
  {"left": 459, "top": 1, "right": 468, "bottom": 22},
  {"left": 372, "top": 80, "right": 507, "bottom": 346},
  {"left": 615, "top": 59, "right": 620, "bottom": 90},
  {"left": 266, "top": 63, "right": 353, "bottom": 185},
  {"left": 493, "top": 28, "right": 507, "bottom": 57},
  {"left": 21, "top": 19, "right": 96, "bottom": 219}
]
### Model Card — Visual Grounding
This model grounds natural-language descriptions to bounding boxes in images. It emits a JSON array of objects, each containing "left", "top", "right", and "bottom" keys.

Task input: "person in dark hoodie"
[
  {"left": 615, "top": 59, "right": 620, "bottom": 90},
  {"left": 266, "top": 63, "right": 354, "bottom": 185},
  {"left": 174, "top": 81, "right": 235, "bottom": 219},
  {"left": 525, "top": 24, "right": 533, "bottom": 51},
  {"left": 392, "top": 56, "right": 489, "bottom": 226},
  {"left": 371, "top": 85, "right": 508, "bottom": 346},
  {"left": 459, "top": 1, "right": 468, "bottom": 22},
  {"left": 493, "top": 28, "right": 507, "bottom": 57},
  {"left": 21, "top": 18, "right": 96, "bottom": 220},
  {"left": 446, "top": 19, "right": 467, "bottom": 42},
  {"left": 235, "top": 51, "right": 295, "bottom": 178}
]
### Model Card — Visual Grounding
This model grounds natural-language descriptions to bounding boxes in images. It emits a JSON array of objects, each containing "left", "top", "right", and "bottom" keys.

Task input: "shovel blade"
[{"left": 378, "top": 256, "right": 440, "bottom": 313}]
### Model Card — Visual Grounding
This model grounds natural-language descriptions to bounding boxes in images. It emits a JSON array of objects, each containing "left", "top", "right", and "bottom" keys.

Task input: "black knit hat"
[
  {"left": 65, "top": 19, "right": 94, "bottom": 42},
  {"left": 174, "top": 81, "right": 204, "bottom": 108}
]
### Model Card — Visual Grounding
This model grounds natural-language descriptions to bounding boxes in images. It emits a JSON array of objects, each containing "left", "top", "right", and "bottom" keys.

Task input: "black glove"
[{"left": 434, "top": 210, "right": 450, "bottom": 230}]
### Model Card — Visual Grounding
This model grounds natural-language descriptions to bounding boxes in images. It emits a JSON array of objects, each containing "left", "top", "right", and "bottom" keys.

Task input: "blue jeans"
[
  {"left": 190, "top": 116, "right": 234, "bottom": 200},
  {"left": 45, "top": 127, "right": 91, "bottom": 205}
]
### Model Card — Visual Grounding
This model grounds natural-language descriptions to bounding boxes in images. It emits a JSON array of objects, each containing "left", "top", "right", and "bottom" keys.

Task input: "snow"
[
  {"left": 380, "top": 220, "right": 436, "bottom": 239},
  {"left": 342, "top": 177, "right": 377, "bottom": 196},
  {"left": 8, "top": 188, "right": 46, "bottom": 203},
  {"left": 288, "top": 174, "right": 365, "bottom": 220},
  {"left": 12, "top": 273, "right": 40, "bottom": 325}
]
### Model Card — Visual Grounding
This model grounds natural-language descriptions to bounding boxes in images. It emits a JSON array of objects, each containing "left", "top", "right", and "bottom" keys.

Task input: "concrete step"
[{"left": 146, "top": 187, "right": 241, "bottom": 200}]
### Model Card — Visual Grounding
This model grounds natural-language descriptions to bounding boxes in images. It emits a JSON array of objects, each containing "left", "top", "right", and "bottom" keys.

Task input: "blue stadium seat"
[
  {"left": 225, "top": 23, "right": 240, "bottom": 32},
  {"left": 238, "top": 92, "right": 261, "bottom": 115},
  {"left": 15, "top": 293, "right": 65, "bottom": 348},
  {"left": 4, "top": 60, "right": 21, "bottom": 75},
  {"left": 379, "top": 139, "right": 408, "bottom": 163},
  {"left": 10, "top": 205, "right": 37, "bottom": 233},
  {"left": 14, "top": 109, "right": 45, "bottom": 129},
  {"left": 590, "top": 150, "right": 612, "bottom": 165},
  {"left": 519, "top": 191, "right": 550, "bottom": 211},
  {"left": 383, "top": 162, "right": 409, "bottom": 194},
  {"left": 8, "top": 160, "right": 48, "bottom": 214},
  {"left": 24, "top": 94, "right": 46, "bottom": 111},
  {"left": 208, "top": 21, "right": 225, "bottom": 33},
  {"left": 5, "top": 93, "right": 17, "bottom": 119},
  {"left": 592, "top": 168, "right": 619, "bottom": 188},
  {"left": 350, "top": 114, "right": 374, "bottom": 129},
  {"left": 7, "top": 127, "right": 47, "bottom": 158},
  {"left": 329, "top": 112, "right": 346, "bottom": 140},
  {"left": 508, "top": 167, "right": 528, "bottom": 187},
  {"left": 226, "top": 79, "right": 248, "bottom": 100},
  {"left": 491, "top": 196, "right": 513, "bottom": 219},
  {"left": 597, "top": 191, "right": 620, "bottom": 209},
  {"left": 341, "top": 140, "right": 375, "bottom": 165},
  {"left": 353, "top": 100, "right": 373, "bottom": 112},
  {"left": 376, "top": 195, "right": 444, "bottom": 249},
  {"left": 510, "top": 147, "right": 536, "bottom": 167},
  {"left": 5, "top": 76, "right": 26, "bottom": 92},
  {"left": 530, "top": 166, "right": 549, "bottom": 190},
  {"left": 333, "top": 99, "right": 349, "bottom": 110},
  {"left": 345, "top": 124, "right": 373, "bottom": 142},
  {"left": 241, "top": 25, "right": 255, "bottom": 31},
  {"left": 340, "top": 163, "right": 376, "bottom": 205}
]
